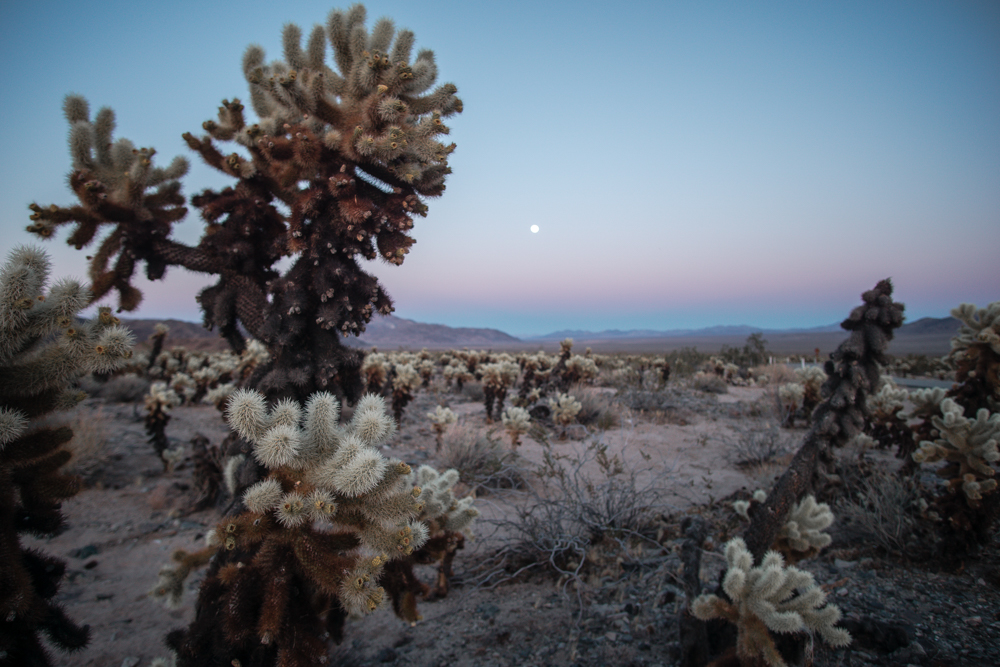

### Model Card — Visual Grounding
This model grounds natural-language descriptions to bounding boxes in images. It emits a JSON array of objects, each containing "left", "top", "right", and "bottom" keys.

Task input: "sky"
[{"left": 1, "top": 0, "right": 997, "bottom": 338}]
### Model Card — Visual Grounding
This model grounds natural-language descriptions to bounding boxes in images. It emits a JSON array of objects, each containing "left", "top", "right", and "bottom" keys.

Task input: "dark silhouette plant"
[
  {"left": 29, "top": 2, "right": 461, "bottom": 407},
  {"left": 26, "top": 4, "right": 468, "bottom": 665}
]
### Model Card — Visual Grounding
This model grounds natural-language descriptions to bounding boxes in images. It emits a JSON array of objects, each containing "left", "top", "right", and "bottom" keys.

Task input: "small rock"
[
  {"left": 834, "top": 558, "right": 857, "bottom": 570},
  {"left": 889, "top": 640, "right": 926, "bottom": 663},
  {"left": 475, "top": 603, "right": 500, "bottom": 620},
  {"left": 604, "top": 631, "right": 617, "bottom": 642},
  {"left": 837, "top": 588, "right": 849, "bottom": 597},
  {"left": 965, "top": 616, "right": 982, "bottom": 626},
  {"left": 120, "top": 658, "right": 140, "bottom": 667},
  {"left": 70, "top": 544, "right": 99, "bottom": 559},
  {"left": 375, "top": 648, "right": 398, "bottom": 663}
]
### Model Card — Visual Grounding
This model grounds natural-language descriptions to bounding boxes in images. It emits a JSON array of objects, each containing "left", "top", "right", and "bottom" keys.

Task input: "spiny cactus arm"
[
  {"left": 776, "top": 495, "right": 834, "bottom": 554},
  {"left": 743, "top": 279, "right": 904, "bottom": 562},
  {"left": 0, "top": 406, "right": 29, "bottom": 449},
  {"left": 694, "top": 539, "right": 850, "bottom": 666},
  {"left": 29, "top": 97, "right": 195, "bottom": 311},
  {"left": 913, "top": 399, "right": 1000, "bottom": 501}
]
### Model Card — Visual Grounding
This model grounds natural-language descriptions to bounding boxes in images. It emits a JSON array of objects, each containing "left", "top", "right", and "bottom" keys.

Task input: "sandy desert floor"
[{"left": 21, "top": 378, "right": 1000, "bottom": 667}]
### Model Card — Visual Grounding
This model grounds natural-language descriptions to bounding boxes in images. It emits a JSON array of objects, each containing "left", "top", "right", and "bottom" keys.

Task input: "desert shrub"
[
  {"left": 461, "top": 380, "right": 485, "bottom": 403},
  {"left": 720, "top": 420, "right": 791, "bottom": 468},
  {"left": 437, "top": 425, "right": 527, "bottom": 493},
  {"left": 572, "top": 386, "right": 619, "bottom": 430},
  {"left": 475, "top": 434, "right": 672, "bottom": 588},
  {"left": 91, "top": 373, "right": 151, "bottom": 402},
  {"left": 837, "top": 468, "right": 920, "bottom": 555},
  {"left": 744, "top": 362, "right": 794, "bottom": 388},
  {"left": 665, "top": 347, "right": 710, "bottom": 378},
  {"left": 691, "top": 371, "right": 727, "bottom": 394}
]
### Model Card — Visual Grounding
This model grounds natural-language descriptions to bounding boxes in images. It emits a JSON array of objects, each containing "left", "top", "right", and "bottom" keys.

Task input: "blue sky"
[{"left": 1, "top": 0, "right": 997, "bottom": 337}]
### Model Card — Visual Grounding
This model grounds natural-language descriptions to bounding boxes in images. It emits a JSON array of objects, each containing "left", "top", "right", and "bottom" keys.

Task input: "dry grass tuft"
[
  {"left": 837, "top": 467, "right": 920, "bottom": 555},
  {"left": 437, "top": 424, "right": 528, "bottom": 494},
  {"left": 571, "top": 385, "right": 619, "bottom": 430}
]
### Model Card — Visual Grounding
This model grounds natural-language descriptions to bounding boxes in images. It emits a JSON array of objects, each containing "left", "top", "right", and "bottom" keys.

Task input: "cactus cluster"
[
  {"left": 501, "top": 406, "right": 531, "bottom": 448},
  {"left": 426, "top": 404, "right": 456, "bottom": 450},
  {"left": 160, "top": 388, "right": 476, "bottom": 665},
  {"left": 1, "top": 246, "right": 134, "bottom": 665},
  {"left": 692, "top": 538, "right": 850, "bottom": 667},
  {"left": 734, "top": 491, "right": 833, "bottom": 563}
]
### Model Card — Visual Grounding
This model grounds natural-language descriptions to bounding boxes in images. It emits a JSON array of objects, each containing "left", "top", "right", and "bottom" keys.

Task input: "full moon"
[{"left": 530, "top": 225, "right": 539, "bottom": 233}]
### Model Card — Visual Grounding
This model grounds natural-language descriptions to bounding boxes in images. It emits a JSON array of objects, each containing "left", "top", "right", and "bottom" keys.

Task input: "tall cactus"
[
  {"left": 28, "top": 3, "right": 461, "bottom": 406},
  {"left": 0, "top": 245, "right": 133, "bottom": 665}
]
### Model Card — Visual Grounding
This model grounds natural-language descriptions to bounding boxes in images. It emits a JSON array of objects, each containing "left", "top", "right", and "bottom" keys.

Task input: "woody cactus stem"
[
  {"left": 29, "top": 3, "right": 461, "bottom": 405},
  {"left": 741, "top": 280, "right": 904, "bottom": 562},
  {"left": 1, "top": 246, "right": 134, "bottom": 665}
]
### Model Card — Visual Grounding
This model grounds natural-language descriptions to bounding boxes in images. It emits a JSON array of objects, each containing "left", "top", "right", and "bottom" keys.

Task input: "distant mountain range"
[
  {"left": 526, "top": 323, "right": 843, "bottom": 341},
  {"left": 347, "top": 315, "right": 519, "bottom": 348},
  {"left": 115, "top": 315, "right": 961, "bottom": 353},
  {"left": 527, "top": 316, "right": 960, "bottom": 341}
]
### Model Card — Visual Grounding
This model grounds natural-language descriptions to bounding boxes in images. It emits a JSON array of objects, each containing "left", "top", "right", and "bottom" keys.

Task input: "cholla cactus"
[
  {"left": 912, "top": 398, "right": 999, "bottom": 503},
  {"left": 31, "top": 3, "right": 462, "bottom": 406},
  {"left": 149, "top": 548, "right": 214, "bottom": 609},
  {"left": 147, "top": 323, "right": 169, "bottom": 373},
  {"left": 549, "top": 392, "right": 582, "bottom": 428},
  {"left": 362, "top": 351, "right": 389, "bottom": 394},
  {"left": 412, "top": 465, "right": 479, "bottom": 534},
  {"left": 948, "top": 302, "right": 1000, "bottom": 414},
  {"left": 777, "top": 382, "right": 805, "bottom": 425},
  {"left": 733, "top": 492, "right": 833, "bottom": 563},
  {"left": 443, "top": 359, "right": 474, "bottom": 391},
  {"left": 163, "top": 389, "right": 473, "bottom": 665},
  {"left": 692, "top": 538, "right": 850, "bottom": 667},
  {"left": 501, "top": 406, "right": 531, "bottom": 448},
  {"left": 417, "top": 358, "right": 436, "bottom": 387},
  {"left": 734, "top": 489, "right": 768, "bottom": 520},
  {"left": 795, "top": 366, "right": 826, "bottom": 417},
  {"left": 390, "top": 362, "right": 421, "bottom": 424},
  {"left": 563, "top": 354, "right": 599, "bottom": 385},
  {"left": 1, "top": 245, "right": 134, "bottom": 664},
  {"left": 773, "top": 495, "right": 833, "bottom": 561},
  {"left": 480, "top": 360, "right": 519, "bottom": 422},
  {"left": 865, "top": 376, "right": 917, "bottom": 461},
  {"left": 145, "top": 381, "right": 182, "bottom": 468},
  {"left": 380, "top": 465, "right": 479, "bottom": 620},
  {"left": 426, "top": 404, "right": 456, "bottom": 450}
]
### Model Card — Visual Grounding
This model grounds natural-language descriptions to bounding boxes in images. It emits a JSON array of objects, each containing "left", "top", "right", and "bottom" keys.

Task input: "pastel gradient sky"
[{"left": 2, "top": 0, "right": 997, "bottom": 337}]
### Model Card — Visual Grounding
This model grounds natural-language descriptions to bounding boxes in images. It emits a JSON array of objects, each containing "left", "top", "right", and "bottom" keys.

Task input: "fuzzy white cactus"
[
  {"left": 692, "top": 538, "right": 850, "bottom": 667},
  {"left": 900, "top": 387, "right": 947, "bottom": 421},
  {"left": 951, "top": 302, "right": 1000, "bottom": 357},
  {"left": 776, "top": 495, "right": 834, "bottom": 556},
  {"left": 867, "top": 376, "right": 909, "bottom": 418},
  {"left": 912, "top": 398, "right": 999, "bottom": 502},
  {"left": 733, "top": 492, "right": 833, "bottom": 560},
  {"left": 501, "top": 406, "right": 531, "bottom": 448},
  {"left": 427, "top": 405, "right": 457, "bottom": 427},
  {"left": 226, "top": 389, "right": 427, "bottom": 566},
  {"left": 549, "top": 392, "right": 582, "bottom": 427},
  {"left": 427, "top": 404, "right": 457, "bottom": 450},
  {"left": 411, "top": 464, "right": 479, "bottom": 534}
]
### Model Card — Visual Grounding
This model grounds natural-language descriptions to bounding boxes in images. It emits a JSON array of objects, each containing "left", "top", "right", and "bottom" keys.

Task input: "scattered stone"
[{"left": 70, "top": 544, "right": 99, "bottom": 559}]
